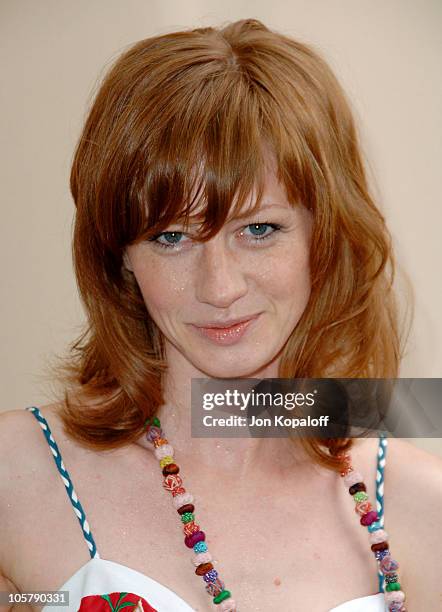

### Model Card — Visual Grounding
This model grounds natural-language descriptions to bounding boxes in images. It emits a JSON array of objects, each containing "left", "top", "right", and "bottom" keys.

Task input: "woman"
[{"left": 1, "top": 18, "right": 441, "bottom": 612}]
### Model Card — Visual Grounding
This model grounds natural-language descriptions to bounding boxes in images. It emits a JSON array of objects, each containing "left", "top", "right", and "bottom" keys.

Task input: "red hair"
[{"left": 51, "top": 19, "right": 412, "bottom": 470}]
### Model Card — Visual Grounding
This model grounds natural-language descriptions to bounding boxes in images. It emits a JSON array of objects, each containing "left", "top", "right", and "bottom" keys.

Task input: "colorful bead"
[
  {"left": 153, "top": 437, "right": 168, "bottom": 447},
  {"left": 360, "top": 510, "right": 378, "bottom": 526},
  {"left": 163, "top": 463, "right": 180, "bottom": 476},
  {"left": 171, "top": 486, "right": 186, "bottom": 497},
  {"left": 380, "top": 554, "right": 399, "bottom": 574},
  {"left": 389, "top": 604, "right": 406, "bottom": 612},
  {"left": 177, "top": 503, "right": 194, "bottom": 515},
  {"left": 220, "top": 599, "right": 237, "bottom": 611},
  {"left": 375, "top": 548, "right": 390, "bottom": 561},
  {"left": 213, "top": 590, "right": 231, "bottom": 604},
  {"left": 355, "top": 501, "right": 372, "bottom": 515},
  {"left": 163, "top": 474, "right": 183, "bottom": 492},
  {"left": 344, "top": 471, "right": 363, "bottom": 487},
  {"left": 159, "top": 455, "right": 174, "bottom": 468},
  {"left": 371, "top": 541, "right": 389, "bottom": 552},
  {"left": 340, "top": 466, "right": 353, "bottom": 477},
  {"left": 181, "top": 512, "right": 195, "bottom": 523},
  {"left": 369, "top": 528, "right": 388, "bottom": 545},
  {"left": 146, "top": 425, "right": 162, "bottom": 442},
  {"left": 385, "top": 590, "right": 405, "bottom": 604},
  {"left": 154, "top": 444, "right": 174, "bottom": 460},
  {"left": 184, "top": 530, "right": 205, "bottom": 548},
  {"left": 203, "top": 568, "right": 219, "bottom": 583},
  {"left": 205, "top": 577, "right": 224, "bottom": 595},
  {"left": 385, "top": 573, "right": 399, "bottom": 584},
  {"left": 194, "top": 541, "right": 208, "bottom": 553},
  {"left": 192, "top": 551, "right": 212, "bottom": 565},
  {"left": 353, "top": 491, "right": 368, "bottom": 502},
  {"left": 195, "top": 562, "right": 213, "bottom": 575},
  {"left": 349, "top": 482, "right": 366, "bottom": 495},
  {"left": 183, "top": 521, "right": 200, "bottom": 536},
  {"left": 173, "top": 492, "right": 194, "bottom": 509},
  {"left": 386, "top": 582, "right": 402, "bottom": 592}
]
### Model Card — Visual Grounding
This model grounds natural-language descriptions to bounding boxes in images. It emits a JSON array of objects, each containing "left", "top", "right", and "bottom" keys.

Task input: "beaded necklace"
[{"left": 144, "top": 416, "right": 407, "bottom": 611}]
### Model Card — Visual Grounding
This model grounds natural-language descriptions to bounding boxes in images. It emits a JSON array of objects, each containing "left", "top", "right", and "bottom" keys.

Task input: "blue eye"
[
  {"left": 243, "top": 223, "right": 282, "bottom": 241},
  {"left": 149, "top": 222, "right": 282, "bottom": 250}
]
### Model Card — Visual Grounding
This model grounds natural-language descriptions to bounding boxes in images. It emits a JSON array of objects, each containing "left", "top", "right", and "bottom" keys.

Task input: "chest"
[{"left": 8, "top": 446, "right": 386, "bottom": 612}]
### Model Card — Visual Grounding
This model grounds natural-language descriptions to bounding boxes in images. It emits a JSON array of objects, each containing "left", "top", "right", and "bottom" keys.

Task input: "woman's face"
[{"left": 124, "top": 164, "right": 313, "bottom": 379}]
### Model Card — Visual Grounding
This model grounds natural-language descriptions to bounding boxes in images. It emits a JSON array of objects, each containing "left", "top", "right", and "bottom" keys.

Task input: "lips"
[
  {"left": 196, "top": 314, "right": 260, "bottom": 329},
  {"left": 191, "top": 314, "right": 260, "bottom": 346}
]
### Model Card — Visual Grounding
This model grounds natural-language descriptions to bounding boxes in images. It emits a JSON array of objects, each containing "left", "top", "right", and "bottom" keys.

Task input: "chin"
[{"left": 197, "top": 356, "right": 270, "bottom": 380}]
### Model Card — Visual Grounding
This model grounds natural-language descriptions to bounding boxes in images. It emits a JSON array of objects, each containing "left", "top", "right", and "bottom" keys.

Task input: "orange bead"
[{"left": 184, "top": 521, "right": 200, "bottom": 536}]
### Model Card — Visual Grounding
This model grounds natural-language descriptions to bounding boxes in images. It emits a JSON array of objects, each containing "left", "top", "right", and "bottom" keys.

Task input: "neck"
[{"left": 147, "top": 366, "right": 326, "bottom": 486}]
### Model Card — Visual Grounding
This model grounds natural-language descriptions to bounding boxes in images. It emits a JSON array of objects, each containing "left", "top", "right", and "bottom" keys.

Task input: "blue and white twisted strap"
[{"left": 26, "top": 406, "right": 99, "bottom": 559}]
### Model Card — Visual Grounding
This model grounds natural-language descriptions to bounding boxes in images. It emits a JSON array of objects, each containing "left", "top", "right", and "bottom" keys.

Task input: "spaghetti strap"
[
  {"left": 375, "top": 432, "right": 388, "bottom": 592},
  {"left": 26, "top": 406, "right": 100, "bottom": 559}
]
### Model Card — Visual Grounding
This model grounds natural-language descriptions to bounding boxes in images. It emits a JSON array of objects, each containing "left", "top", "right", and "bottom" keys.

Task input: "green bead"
[
  {"left": 181, "top": 512, "right": 194, "bottom": 523},
  {"left": 385, "top": 582, "right": 401, "bottom": 591},
  {"left": 152, "top": 416, "right": 161, "bottom": 427},
  {"left": 213, "top": 590, "right": 231, "bottom": 604},
  {"left": 353, "top": 491, "right": 368, "bottom": 502}
]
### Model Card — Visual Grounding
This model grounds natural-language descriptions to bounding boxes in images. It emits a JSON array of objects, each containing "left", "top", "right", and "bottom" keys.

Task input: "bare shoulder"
[
  {"left": 383, "top": 438, "right": 442, "bottom": 610},
  {"left": 0, "top": 405, "right": 61, "bottom": 604},
  {"left": 385, "top": 437, "right": 442, "bottom": 501}
]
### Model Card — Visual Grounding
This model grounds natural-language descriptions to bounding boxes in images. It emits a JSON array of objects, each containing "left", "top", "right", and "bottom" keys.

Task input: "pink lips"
[{"left": 192, "top": 315, "right": 260, "bottom": 346}]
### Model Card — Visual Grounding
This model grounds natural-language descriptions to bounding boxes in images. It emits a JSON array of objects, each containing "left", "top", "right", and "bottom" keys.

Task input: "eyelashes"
[{"left": 149, "top": 222, "right": 283, "bottom": 251}]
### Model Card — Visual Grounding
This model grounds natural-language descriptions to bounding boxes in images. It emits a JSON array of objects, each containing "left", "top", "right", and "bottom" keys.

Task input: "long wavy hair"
[{"left": 52, "top": 18, "right": 412, "bottom": 471}]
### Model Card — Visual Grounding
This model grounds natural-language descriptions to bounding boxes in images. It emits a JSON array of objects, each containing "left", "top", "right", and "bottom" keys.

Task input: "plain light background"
[{"left": 1, "top": 1, "right": 441, "bottom": 455}]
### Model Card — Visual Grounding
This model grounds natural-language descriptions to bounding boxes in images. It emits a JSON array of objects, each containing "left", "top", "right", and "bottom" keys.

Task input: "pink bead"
[
  {"left": 385, "top": 591, "right": 405, "bottom": 604},
  {"left": 192, "top": 551, "right": 212, "bottom": 565},
  {"left": 220, "top": 599, "right": 237, "bottom": 611},
  {"left": 344, "top": 470, "right": 363, "bottom": 487},
  {"left": 380, "top": 554, "right": 399, "bottom": 574},
  {"left": 369, "top": 528, "right": 388, "bottom": 545},
  {"left": 154, "top": 443, "right": 174, "bottom": 460},
  {"left": 360, "top": 510, "right": 378, "bottom": 526},
  {"left": 172, "top": 492, "right": 194, "bottom": 509}
]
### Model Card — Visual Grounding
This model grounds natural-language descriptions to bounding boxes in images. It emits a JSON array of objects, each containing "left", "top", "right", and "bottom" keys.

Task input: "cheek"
[
  {"left": 255, "top": 242, "right": 311, "bottom": 305},
  {"left": 133, "top": 259, "right": 189, "bottom": 315}
]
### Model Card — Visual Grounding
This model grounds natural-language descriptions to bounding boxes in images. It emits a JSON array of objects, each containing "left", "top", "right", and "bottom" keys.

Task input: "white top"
[
  {"left": 41, "top": 557, "right": 388, "bottom": 611},
  {"left": 27, "top": 406, "right": 389, "bottom": 612}
]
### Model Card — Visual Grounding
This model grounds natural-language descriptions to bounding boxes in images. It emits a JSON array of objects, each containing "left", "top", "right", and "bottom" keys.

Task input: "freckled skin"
[{"left": 125, "top": 162, "right": 313, "bottom": 381}]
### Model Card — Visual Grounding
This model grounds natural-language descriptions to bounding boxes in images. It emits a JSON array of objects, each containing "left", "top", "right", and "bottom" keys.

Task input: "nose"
[{"left": 195, "top": 236, "right": 248, "bottom": 308}]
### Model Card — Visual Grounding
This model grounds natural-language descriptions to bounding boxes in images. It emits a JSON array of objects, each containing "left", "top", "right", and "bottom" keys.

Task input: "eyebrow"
[
  {"left": 177, "top": 202, "right": 291, "bottom": 224},
  {"left": 231, "top": 202, "right": 291, "bottom": 220}
]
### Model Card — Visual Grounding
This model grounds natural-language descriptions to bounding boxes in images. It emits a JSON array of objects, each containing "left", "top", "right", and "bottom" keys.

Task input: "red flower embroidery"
[{"left": 78, "top": 591, "right": 158, "bottom": 611}]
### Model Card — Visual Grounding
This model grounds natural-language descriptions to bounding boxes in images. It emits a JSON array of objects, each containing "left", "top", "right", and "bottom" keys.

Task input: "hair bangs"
[{"left": 128, "top": 68, "right": 283, "bottom": 244}]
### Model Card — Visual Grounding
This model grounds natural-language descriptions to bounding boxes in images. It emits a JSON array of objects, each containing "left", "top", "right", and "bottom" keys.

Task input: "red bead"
[
  {"left": 360, "top": 510, "right": 379, "bottom": 526},
  {"left": 349, "top": 482, "right": 366, "bottom": 495},
  {"left": 162, "top": 463, "right": 180, "bottom": 476},
  {"left": 177, "top": 503, "right": 195, "bottom": 515},
  {"left": 163, "top": 474, "right": 183, "bottom": 492},
  {"left": 184, "top": 530, "right": 205, "bottom": 548},
  {"left": 172, "top": 486, "right": 186, "bottom": 497},
  {"left": 195, "top": 562, "right": 213, "bottom": 575}
]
